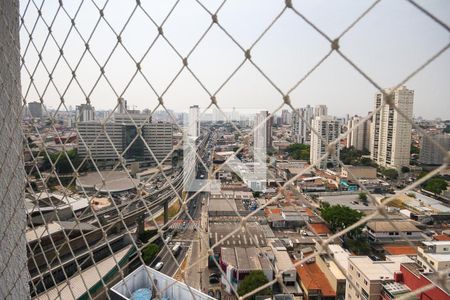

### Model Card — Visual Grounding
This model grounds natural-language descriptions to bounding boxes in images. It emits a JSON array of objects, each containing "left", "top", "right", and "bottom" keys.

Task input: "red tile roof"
[
  {"left": 383, "top": 245, "right": 417, "bottom": 255},
  {"left": 433, "top": 234, "right": 450, "bottom": 241},
  {"left": 264, "top": 207, "right": 281, "bottom": 216},
  {"left": 297, "top": 262, "right": 336, "bottom": 297},
  {"left": 309, "top": 223, "right": 331, "bottom": 235},
  {"left": 305, "top": 208, "right": 314, "bottom": 217}
]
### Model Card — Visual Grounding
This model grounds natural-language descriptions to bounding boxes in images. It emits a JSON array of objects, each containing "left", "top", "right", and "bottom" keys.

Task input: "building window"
[
  {"left": 364, "top": 279, "right": 368, "bottom": 285},
  {"left": 357, "top": 272, "right": 360, "bottom": 278}
]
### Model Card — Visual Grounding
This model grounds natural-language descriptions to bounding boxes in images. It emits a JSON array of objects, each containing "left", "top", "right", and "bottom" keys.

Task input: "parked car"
[{"left": 154, "top": 262, "right": 164, "bottom": 270}]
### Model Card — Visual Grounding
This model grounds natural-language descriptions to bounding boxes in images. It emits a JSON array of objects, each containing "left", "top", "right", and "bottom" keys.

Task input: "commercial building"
[
  {"left": 269, "top": 240, "right": 297, "bottom": 286},
  {"left": 346, "top": 115, "right": 370, "bottom": 151},
  {"left": 310, "top": 116, "right": 341, "bottom": 169},
  {"left": 341, "top": 165, "right": 377, "bottom": 181},
  {"left": 416, "top": 241, "right": 450, "bottom": 274},
  {"left": 28, "top": 101, "right": 43, "bottom": 118},
  {"left": 370, "top": 86, "right": 414, "bottom": 169},
  {"left": 419, "top": 133, "right": 450, "bottom": 165},
  {"left": 366, "top": 221, "right": 423, "bottom": 243},
  {"left": 219, "top": 247, "right": 273, "bottom": 294},
  {"left": 387, "top": 262, "right": 450, "bottom": 300},
  {"left": 77, "top": 116, "right": 173, "bottom": 166},
  {"left": 315, "top": 244, "right": 350, "bottom": 299},
  {"left": 346, "top": 255, "right": 413, "bottom": 300},
  {"left": 76, "top": 103, "right": 95, "bottom": 122}
]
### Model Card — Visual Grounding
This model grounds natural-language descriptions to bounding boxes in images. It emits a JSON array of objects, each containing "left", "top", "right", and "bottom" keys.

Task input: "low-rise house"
[
  {"left": 315, "top": 244, "right": 350, "bottom": 300},
  {"left": 219, "top": 247, "right": 273, "bottom": 294},
  {"left": 296, "top": 260, "right": 337, "bottom": 300},
  {"left": 366, "top": 221, "right": 424, "bottom": 244}
]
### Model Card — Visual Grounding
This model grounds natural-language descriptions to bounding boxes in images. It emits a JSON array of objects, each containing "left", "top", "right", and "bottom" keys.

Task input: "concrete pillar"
[{"left": 0, "top": 0, "right": 29, "bottom": 298}]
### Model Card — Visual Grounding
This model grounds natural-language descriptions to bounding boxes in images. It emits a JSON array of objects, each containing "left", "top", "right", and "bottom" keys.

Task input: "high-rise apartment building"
[
  {"left": 189, "top": 105, "right": 200, "bottom": 138},
  {"left": 75, "top": 103, "right": 95, "bottom": 122},
  {"left": 254, "top": 110, "right": 273, "bottom": 149},
  {"left": 314, "top": 104, "right": 328, "bottom": 118},
  {"left": 419, "top": 133, "right": 450, "bottom": 165},
  {"left": 118, "top": 97, "right": 127, "bottom": 113},
  {"left": 292, "top": 105, "right": 314, "bottom": 144},
  {"left": 370, "top": 86, "right": 414, "bottom": 169},
  {"left": 28, "top": 101, "right": 43, "bottom": 118},
  {"left": 310, "top": 116, "right": 341, "bottom": 169},
  {"left": 346, "top": 115, "right": 371, "bottom": 151},
  {"left": 292, "top": 108, "right": 302, "bottom": 143},
  {"left": 281, "top": 109, "right": 292, "bottom": 125}
]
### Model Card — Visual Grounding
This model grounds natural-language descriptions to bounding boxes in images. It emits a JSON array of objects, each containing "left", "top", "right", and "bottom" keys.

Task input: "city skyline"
[
  {"left": 20, "top": 1, "right": 450, "bottom": 119},
  {"left": 3, "top": 1, "right": 450, "bottom": 299}
]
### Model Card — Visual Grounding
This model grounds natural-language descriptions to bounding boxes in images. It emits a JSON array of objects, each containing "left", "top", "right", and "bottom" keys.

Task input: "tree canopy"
[
  {"left": 424, "top": 177, "right": 448, "bottom": 195},
  {"left": 237, "top": 271, "right": 271, "bottom": 299},
  {"left": 142, "top": 244, "right": 160, "bottom": 265},
  {"left": 340, "top": 147, "right": 374, "bottom": 166},
  {"left": 286, "top": 143, "right": 310, "bottom": 161},
  {"left": 379, "top": 167, "right": 399, "bottom": 180},
  {"left": 320, "top": 204, "right": 364, "bottom": 238},
  {"left": 358, "top": 192, "right": 368, "bottom": 203},
  {"left": 43, "top": 149, "right": 86, "bottom": 173},
  {"left": 401, "top": 166, "right": 410, "bottom": 173}
]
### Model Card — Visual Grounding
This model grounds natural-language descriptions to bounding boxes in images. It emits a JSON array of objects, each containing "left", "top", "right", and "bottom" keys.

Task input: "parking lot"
[{"left": 319, "top": 194, "right": 383, "bottom": 212}]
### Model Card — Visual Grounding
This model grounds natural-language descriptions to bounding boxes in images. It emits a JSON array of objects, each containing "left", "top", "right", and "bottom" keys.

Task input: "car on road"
[
  {"left": 215, "top": 290, "right": 221, "bottom": 300},
  {"left": 154, "top": 262, "right": 164, "bottom": 271}
]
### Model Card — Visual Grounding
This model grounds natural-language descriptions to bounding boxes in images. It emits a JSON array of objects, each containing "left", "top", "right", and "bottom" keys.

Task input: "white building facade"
[
  {"left": 370, "top": 86, "right": 414, "bottom": 169},
  {"left": 310, "top": 116, "right": 341, "bottom": 169}
]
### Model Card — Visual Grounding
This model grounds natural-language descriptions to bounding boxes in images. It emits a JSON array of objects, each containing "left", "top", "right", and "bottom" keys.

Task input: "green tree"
[
  {"left": 320, "top": 205, "right": 364, "bottom": 238},
  {"left": 424, "top": 178, "right": 448, "bottom": 195},
  {"left": 237, "top": 271, "right": 271, "bottom": 299},
  {"left": 410, "top": 145, "right": 420, "bottom": 155},
  {"left": 358, "top": 192, "right": 368, "bottom": 203},
  {"left": 43, "top": 149, "right": 86, "bottom": 174},
  {"left": 286, "top": 143, "right": 310, "bottom": 160},
  {"left": 340, "top": 147, "right": 374, "bottom": 166},
  {"left": 381, "top": 168, "right": 399, "bottom": 180},
  {"left": 252, "top": 191, "right": 261, "bottom": 198},
  {"left": 142, "top": 244, "right": 160, "bottom": 265},
  {"left": 401, "top": 166, "right": 410, "bottom": 173}
]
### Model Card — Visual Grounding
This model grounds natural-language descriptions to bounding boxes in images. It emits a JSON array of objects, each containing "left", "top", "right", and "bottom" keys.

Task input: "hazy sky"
[{"left": 21, "top": 0, "right": 450, "bottom": 119}]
